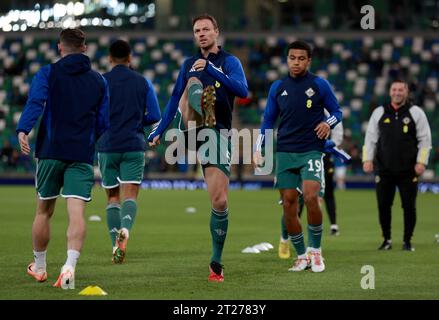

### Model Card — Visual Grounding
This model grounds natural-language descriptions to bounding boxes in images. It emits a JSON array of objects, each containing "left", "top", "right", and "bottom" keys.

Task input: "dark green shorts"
[
  {"left": 198, "top": 128, "right": 231, "bottom": 178},
  {"left": 296, "top": 177, "right": 326, "bottom": 198},
  {"left": 274, "top": 176, "right": 325, "bottom": 198},
  {"left": 275, "top": 151, "right": 325, "bottom": 190},
  {"left": 36, "top": 159, "right": 94, "bottom": 201},
  {"left": 181, "top": 127, "right": 231, "bottom": 178},
  {"left": 98, "top": 151, "right": 145, "bottom": 188}
]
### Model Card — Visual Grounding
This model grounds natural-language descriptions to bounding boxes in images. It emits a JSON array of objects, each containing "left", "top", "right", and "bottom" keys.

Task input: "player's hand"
[
  {"left": 148, "top": 135, "right": 161, "bottom": 148},
  {"left": 192, "top": 59, "right": 207, "bottom": 72},
  {"left": 252, "top": 151, "right": 264, "bottom": 169},
  {"left": 363, "top": 160, "right": 374, "bottom": 173},
  {"left": 314, "top": 122, "right": 330, "bottom": 139},
  {"left": 18, "top": 131, "right": 30, "bottom": 155},
  {"left": 415, "top": 163, "right": 426, "bottom": 176}
]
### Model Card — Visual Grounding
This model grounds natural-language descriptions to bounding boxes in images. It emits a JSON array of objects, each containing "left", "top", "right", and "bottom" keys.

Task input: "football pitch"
[{"left": 1, "top": 186, "right": 438, "bottom": 300}]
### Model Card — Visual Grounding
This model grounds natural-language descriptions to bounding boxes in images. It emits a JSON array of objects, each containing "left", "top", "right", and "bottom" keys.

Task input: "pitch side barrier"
[{"left": 1, "top": 177, "right": 438, "bottom": 193}]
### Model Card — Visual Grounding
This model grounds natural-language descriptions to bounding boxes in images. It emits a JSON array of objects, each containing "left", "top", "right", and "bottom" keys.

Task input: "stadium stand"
[{"left": 1, "top": 33, "right": 437, "bottom": 178}]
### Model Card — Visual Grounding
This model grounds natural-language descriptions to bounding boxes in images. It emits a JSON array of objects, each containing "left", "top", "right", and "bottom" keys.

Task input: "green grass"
[{"left": 1, "top": 186, "right": 439, "bottom": 300}]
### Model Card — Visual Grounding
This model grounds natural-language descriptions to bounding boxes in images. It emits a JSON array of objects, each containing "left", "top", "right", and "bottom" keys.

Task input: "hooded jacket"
[
  {"left": 96, "top": 64, "right": 161, "bottom": 153},
  {"left": 17, "top": 53, "right": 110, "bottom": 164}
]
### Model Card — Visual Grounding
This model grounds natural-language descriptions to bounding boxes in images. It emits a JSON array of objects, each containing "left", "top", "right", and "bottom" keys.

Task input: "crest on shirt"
[
  {"left": 305, "top": 88, "right": 315, "bottom": 97},
  {"left": 384, "top": 118, "right": 391, "bottom": 123},
  {"left": 402, "top": 117, "right": 411, "bottom": 124}
]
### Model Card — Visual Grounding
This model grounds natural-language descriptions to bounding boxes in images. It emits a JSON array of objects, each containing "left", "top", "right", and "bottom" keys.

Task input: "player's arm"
[
  {"left": 362, "top": 107, "right": 383, "bottom": 172},
  {"left": 96, "top": 75, "right": 110, "bottom": 139},
  {"left": 253, "top": 81, "right": 281, "bottom": 167},
  {"left": 204, "top": 56, "right": 248, "bottom": 98},
  {"left": 16, "top": 65, "right": 51, "bottom": 155},
  {"left": 331, "top": 121, "right": 344, "bottom": 147},
  {"left": 319, "top": 78, "right": 342, "bottom": 128},
  {"left": 313, "top": 78, "right": 342, "bottom": 139},
  {"left": 324, "top": 109, "right": 343, "bottom": 146},
  {"left": 143, "top": 78, "right": 161, "bottom": 127},
  {"left": 410, "top": 106, "right": 432, "bottom": 175},
  {"left": 148, "top": 62, "right": 187, "bottom": 145}
]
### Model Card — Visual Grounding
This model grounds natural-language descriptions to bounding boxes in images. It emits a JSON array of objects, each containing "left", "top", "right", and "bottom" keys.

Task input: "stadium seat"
[{"left": 0, "top": 35, "right": 437, "bottom": 175}]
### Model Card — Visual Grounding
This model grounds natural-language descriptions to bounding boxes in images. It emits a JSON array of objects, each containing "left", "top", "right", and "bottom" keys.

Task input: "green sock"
[
  {"left": 188, "top": 82, "right": 203, "bottom": 115},
  {"left": 281, "top": 213, "right": 288, "bottom": 241},
  {"left": 210, "top": 208, "right": 229, "bottom": 264},
  {"left": 308, "top": 223, "right": 323, "bottom": 249},
  {"left": 106, "top": 204, "right": 121, "bottom": 247},
  {"left": 120, "top": 199, "right": 137, "bottom": 231},
  {"left": 289, "top": 232, "right": 306, "bottom": 256}
]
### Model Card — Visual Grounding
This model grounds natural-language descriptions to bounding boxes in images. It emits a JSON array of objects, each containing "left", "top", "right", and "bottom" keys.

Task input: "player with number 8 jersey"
[{"left": 253, "top": 40, "right": 342, "bottom": 272}]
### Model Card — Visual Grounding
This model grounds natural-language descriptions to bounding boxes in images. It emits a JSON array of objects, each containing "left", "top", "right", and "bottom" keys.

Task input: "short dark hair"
[
  {"left": 109, "top": 40, "right": 131, "bottom": 61},
  {"left": 192, "top": 14, "right": 218, "bottom": 29},
  {"left": 287, "top": 40, "right": 313, "bottom": 58},
  {"left": 391, "top": 79, "right": 408, "bottom": 85},
  {"left": 60, "top": 28, "right": 85, "bottom": 50},
  {"left": 390, "top": 79, "right": 409, "bottom": 90}
]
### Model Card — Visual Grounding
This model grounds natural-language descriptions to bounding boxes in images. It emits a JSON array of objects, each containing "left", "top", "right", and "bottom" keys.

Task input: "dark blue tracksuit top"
[
  {"left": 148, "top": 47, "right": 248, "bottom": 141},
  {"left": 16, "top": 53, "right": 110, "bottom": 165},
  {"left": 96, "top": 65, "right": 161, "bottom": 153},
  {"left": 257, "top": 71, "right": 342, "bottom": 153}
]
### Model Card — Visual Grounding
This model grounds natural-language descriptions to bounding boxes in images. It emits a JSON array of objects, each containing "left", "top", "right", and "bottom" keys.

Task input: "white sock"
[
  {"left": 65, "top": 249, "right": 80, "bottom": 270},
  {"left": 121, "top": 227, "right": 129, "bottom": 239},
  {"left": 33, "top": 250, "right": 47, "bottom": 271},
  {"left": 280, "top": 236, "right": 289, "bottom": 243}
]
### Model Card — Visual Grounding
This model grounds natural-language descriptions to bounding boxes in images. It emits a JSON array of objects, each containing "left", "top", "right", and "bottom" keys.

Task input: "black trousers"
[
  {"left": 297, "top": 154, "right": 337, "bottom": 224},
  {"left": 323, "top": 154, "right": 336, "bottom": 225},
  {"left": 375, "top": 173, "right": 418, "bottom": 242}
]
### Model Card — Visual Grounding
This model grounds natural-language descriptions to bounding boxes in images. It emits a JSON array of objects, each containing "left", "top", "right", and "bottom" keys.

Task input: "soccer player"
[
  {"left": 16, "top": 29, "right": 110, "bottom": 289},
  {"left": 363, "top": 80, "right": 431, "bottom": 251},
  {"left": 253, "top": 40, "right": 342, "bottom": 272},
  {"left": 97, "top": 40, "right": 161, "bottom": 263},
  {"left": 296, "top": 117, "right": 345, "bottom": 231},
  {"left": 148, "top": 14, "right": 248, "bottom": 282},
  {"left": 278, "top": 138, "right": 351, "bottom": 260}
]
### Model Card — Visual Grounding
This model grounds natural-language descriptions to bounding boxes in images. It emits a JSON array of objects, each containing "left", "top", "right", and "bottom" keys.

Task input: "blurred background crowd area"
[{"left": 0, "top": 0, "right": 438, "bottom": 181}]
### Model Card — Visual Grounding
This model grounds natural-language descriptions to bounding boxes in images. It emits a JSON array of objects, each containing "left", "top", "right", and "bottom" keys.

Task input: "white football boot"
[
  {"left": 53, "top": 265, "right": 75, "bottom": 289},
  {"left": 308, "top": 248, "right": 325, "bottom": 273},
  {"left": 288, "top": 254, "right": 310, "bottom": 272}
]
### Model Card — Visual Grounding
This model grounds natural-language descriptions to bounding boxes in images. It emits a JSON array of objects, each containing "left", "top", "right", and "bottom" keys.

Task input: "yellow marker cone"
[{"left": 78, "top": 286, "right": 108, "bottom": 296}]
